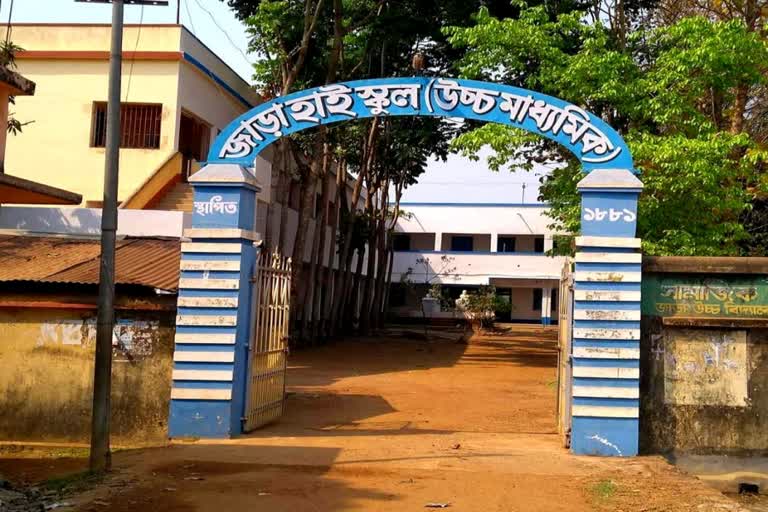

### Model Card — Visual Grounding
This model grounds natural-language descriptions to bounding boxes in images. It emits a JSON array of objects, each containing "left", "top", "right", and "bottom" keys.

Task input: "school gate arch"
[{"left": 168, "top": 77, "right": 643, "bottom": 457}]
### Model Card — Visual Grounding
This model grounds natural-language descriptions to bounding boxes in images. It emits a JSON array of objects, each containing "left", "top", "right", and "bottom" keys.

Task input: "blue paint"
[
  {"left": 576, "top": 282, "right": 641, "bottom": 291},
  {"left": 177, "top": 307, "right": 238, "bottom": 316},
  {"left": 192, "top": 186, "right": 256, "bottom": 230},
  {"left": 181, "top": 270, "right": 242, "bottom": 280},
  {"left": 574, "top": 301, "right": 641, "bottom": 310},
  {"left": 178, "top": 289, "right": 240, "bottom": 299},
  {"left": 182, "top": 51, "right": 254, "bottom": 109},
  {"left": 573, "top": 396, "right": 640, "bottom": 407},
  {"left": 209, "top": 77, "right": 634, "bottom": 172},
  {"left": 580, "top": 190, "right": 640, "bottom": 238},
  {"left": 173, "top": 344, "right": 236, "bottom": 353},
  {"left": 573, "top": 397, "right": 639, "bottom": 407},
  {"left": 542, "top": 316, "right": 551, "bottom": 325},
  {"left": 182, "top": 253, "right": 243, "bottom": 262},
  {"left": 572, "top": 359, "right": 639, "bottom": 368},
  {"left": 173, "top": 381, "right": 233, "bottom": 390},
  {"left": 573, "top": 340, "right": 639, "bottom": 349},
  {"left": 173, "top": 362, "right": 235, "bottom": 373},
  {"left": 573, "top": 337, "right": 639, "bottom": 344},
  {"left": 573, "top": 378, "right": 639, "bottom": 388},
  {"left": 574, "top": 262, "right": 641, "bottom": 273},
  {"left": 169, "top": 164, "right": 260, "bottom": 439},
  {"left": 169, "top": 399, "right": 233, "bottom": 438},
  {"left": 571, "top": 417, "right": 638, "bottom": 457},
  {"left": 573, "top": 320, "right": 640, "bottom": 330}
]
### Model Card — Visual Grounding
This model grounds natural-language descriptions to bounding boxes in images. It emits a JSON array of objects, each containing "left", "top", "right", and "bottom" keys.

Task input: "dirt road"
[{"left": 0, "top": 326, "right": 747, "bottom": 511}]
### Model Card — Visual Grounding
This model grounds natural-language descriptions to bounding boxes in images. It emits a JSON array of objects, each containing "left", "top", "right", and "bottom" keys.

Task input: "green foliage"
[
  {"left": 426, "top": 283, "right": 453, "bottom": 310},
  {"left": 445, "top": 6, "right": 768, "bottom": 255},
  {"left": 0, "top": 40, "right": 30, "bottom": 135},
  {"left": 457, "top": 285, "right": 510, "bottom": 329}
]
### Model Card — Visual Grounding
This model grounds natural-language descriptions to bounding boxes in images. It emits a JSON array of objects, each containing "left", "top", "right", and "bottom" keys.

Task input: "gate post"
[
  {"left": 168, "top": 164, "right": 260, "bottom": 438},
  {"left": 570, "top": 169, "right": 643, "bottom": 456}
]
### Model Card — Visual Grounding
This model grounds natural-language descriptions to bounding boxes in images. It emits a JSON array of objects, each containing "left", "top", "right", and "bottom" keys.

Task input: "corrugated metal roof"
[{"left": 0, "top": 235, "right": 180, "bottom": 291}]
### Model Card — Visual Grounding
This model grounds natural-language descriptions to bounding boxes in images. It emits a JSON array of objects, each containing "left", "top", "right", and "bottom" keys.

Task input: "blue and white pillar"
[
  {"left": 168, "top": 164, "right": 260, "bottom": 438},
  {"left": 570, "top": 169, "right": 643, "bottom": 456}
]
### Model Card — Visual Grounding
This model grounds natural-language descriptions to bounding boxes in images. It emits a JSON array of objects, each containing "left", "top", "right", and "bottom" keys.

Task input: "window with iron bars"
[{"left": 91, "top": 102, "right": 162, "bottom": 149}]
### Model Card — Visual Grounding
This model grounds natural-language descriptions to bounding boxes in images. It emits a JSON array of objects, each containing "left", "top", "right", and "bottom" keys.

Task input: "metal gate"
[
  {"left": 556, "top": 261, "right": 574, "bottom": 448},
  {"left": 244, "top": 250, "right": 292, "bottom": 432}
]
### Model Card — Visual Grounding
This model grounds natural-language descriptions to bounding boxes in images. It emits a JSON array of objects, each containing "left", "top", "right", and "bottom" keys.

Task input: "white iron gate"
[
  {"left": 244, "top": 250, "right": 292, "bottom": 432},
  {"left": 556, "top": 261, "right": 574, "bottom": 448}
]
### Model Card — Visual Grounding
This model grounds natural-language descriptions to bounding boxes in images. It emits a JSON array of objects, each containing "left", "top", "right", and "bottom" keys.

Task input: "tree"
[
  {"left": 455, "top": 285, "right": 511, "bottom": 331},
  {"left": 445, "top": 5, "right": 768, "bottom": 256},
  {"left": 224, "top": 0, "right": 594, "bottom": 342},
  {"left": 0, "top": 41, "right": 32, "bottom": 136}
]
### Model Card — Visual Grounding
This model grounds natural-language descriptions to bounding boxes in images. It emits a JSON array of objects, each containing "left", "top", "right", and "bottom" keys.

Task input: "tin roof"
[{"left": 0, "top": 235, "right": 180, "bottom": 291}]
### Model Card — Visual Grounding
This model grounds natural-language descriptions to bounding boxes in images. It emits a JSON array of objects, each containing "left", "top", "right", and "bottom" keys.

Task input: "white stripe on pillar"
[
  {"left": 572, "top": 405, "right": 639, "bottom": 418},
  {"left": 173, "top": 351, "right": 235, "bottom": 363}
]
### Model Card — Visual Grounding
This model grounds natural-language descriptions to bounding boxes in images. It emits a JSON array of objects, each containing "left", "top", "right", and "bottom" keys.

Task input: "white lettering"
[{"left": 194, "top": 195, "right": 239, "bottom": 217}]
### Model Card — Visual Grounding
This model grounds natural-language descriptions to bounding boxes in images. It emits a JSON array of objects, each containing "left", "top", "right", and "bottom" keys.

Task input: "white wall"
[
  {"left": 396, "top": 204, "right": 557, "bottom": 237},
  {"left": 0, "top": 206, "right": 188, "bottom": 238},
  {"left": 392, "top": 251, "right": 565, "bottom": 285}
]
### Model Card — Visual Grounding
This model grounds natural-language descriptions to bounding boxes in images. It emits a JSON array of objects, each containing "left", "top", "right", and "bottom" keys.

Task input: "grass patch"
[
  {"left": 43, "top": 470, "right": 102, "bottom": 493},
  {"left": 0, "top": 445, "right": 90, "bottom": 459},
  {"left": 591, "top": 479, "right": 618, "bottom": 501}
]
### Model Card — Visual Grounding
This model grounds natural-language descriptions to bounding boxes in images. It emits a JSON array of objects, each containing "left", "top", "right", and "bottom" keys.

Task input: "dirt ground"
[{"left": 0, "top": 325, "right": 751, "bottom": 511}]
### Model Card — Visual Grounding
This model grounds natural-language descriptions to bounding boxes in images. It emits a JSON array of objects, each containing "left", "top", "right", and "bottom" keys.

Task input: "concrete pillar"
[
  {"left": 490, "top": 233, "right": 498, "bottom": 253},
  {"left": 168, "top": 164, "right": 261, "bottom": 438},
  {"left": 434, "top": 232, "right": 442, "bottom": 251},
  {"left": 541, "top": 288, "right": 551, "bottom": 325},
  {"left": 571, "top": 169, "right": 643, "bottom": 457}
]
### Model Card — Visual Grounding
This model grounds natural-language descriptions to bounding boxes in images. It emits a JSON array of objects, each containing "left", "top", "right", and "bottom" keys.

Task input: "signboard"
[
  {"left": 209, "top": 77, "right": 634, "bottom": 173},
  {"left": 643, "top": 275, "right": 768, "bottom": 318}
]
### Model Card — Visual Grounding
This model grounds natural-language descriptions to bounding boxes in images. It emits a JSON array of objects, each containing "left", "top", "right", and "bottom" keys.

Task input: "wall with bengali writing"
[{"left": 640, "top": 270, "right": 768, "bottom": 454}]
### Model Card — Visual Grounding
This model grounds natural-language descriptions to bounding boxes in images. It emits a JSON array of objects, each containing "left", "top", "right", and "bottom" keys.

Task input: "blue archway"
[
  {"left": 207, "top": 77, "right": 634, "bottom": 173},
  {"left": 170, "top": 77, "right": 644, "bottom": 459}
]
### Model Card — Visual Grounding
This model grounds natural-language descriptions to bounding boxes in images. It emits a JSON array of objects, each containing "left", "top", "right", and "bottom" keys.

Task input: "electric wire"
[
  {"left": 183, "top": 0, "right": 196, "bottom": 34},
  {"left": 189, "top": 0, "right": 253, "bottom": 69},
  {"left": 124, "top": 4, "right": 145, "bottom": 102}
]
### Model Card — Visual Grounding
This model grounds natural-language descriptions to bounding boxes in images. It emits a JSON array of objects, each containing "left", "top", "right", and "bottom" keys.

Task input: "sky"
[{"left": 0, "top": 0, "right": 546, "bottom": 204}]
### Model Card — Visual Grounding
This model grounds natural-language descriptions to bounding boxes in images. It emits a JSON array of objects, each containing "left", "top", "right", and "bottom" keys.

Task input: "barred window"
[{"left": 91, "top": 102, "right": 162, "bottom": 149}]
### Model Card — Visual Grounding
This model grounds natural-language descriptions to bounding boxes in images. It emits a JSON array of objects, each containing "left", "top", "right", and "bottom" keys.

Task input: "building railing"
[{"left": 391, "top": 250, "right": 566, "bottom": 285}]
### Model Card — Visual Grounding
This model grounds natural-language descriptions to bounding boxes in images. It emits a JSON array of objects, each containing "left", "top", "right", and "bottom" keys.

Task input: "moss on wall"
[
  {"left": 0, "top": 308, "right": 174, "bottom": 444},
  {"left": 640, "top": 317, "right": 768, "bottom": 455}
]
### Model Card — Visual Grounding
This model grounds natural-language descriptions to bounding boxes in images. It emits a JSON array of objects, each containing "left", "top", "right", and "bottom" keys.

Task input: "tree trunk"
[
  {"left": 731, "top": 84, "right": 748, "bottom": 134},
  {"left": 348, "top": 244, "right": 366, "bottom": 332},
  {"left": 306, "top": 144, "right": 332, "bottom": 342},
  {"left": 330, "top": 121, "right": 378, "bottom": 334},
  {"left": 262, "top": 145, "right": 282, "bottom": 251},
  {"left": 369, "top": 182, "right": 389, "bottom": 332},
  {"left": 321, "top": 158, "right": 345, "bottom": 338},
  {"left": 277, "top": 143, "right": 293, "bottom": 253},
  {"left": 359, "top": 186, "right": 378, "bottom": 336},
  {"left": 290, "top": 145, "right": 321, "bottom": 344}
]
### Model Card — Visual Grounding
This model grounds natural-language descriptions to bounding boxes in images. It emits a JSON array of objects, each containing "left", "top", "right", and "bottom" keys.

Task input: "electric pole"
[{"left": 76, "top": 0, "right": 169, "bottom": 473}]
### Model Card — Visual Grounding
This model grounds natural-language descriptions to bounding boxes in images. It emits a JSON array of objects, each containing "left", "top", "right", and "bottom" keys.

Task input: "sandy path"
[{"left": 1, "top": 326, "right": 746, "bottom": 511}]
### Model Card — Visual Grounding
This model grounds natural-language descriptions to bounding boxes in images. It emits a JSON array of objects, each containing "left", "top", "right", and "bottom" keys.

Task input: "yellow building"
[{"left": 3, "top": 23, "right": 261, "bottom": 207}]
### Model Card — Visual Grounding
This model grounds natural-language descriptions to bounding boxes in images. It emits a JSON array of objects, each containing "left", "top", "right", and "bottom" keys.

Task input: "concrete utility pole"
[
  {"left": 89, "top": 0, "right": 124, "bottom": 473},
  {"left": 77, "top": 0, "right": 169, "bottom": 473}
]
